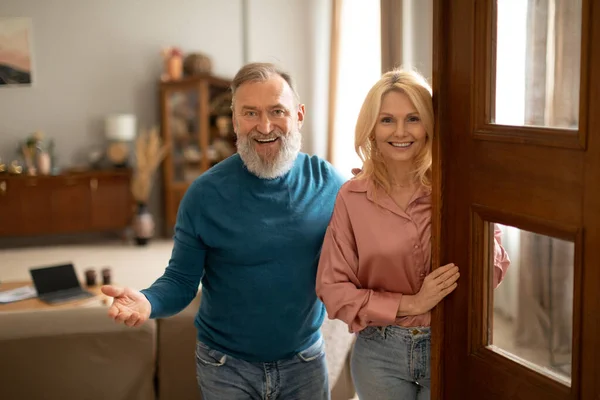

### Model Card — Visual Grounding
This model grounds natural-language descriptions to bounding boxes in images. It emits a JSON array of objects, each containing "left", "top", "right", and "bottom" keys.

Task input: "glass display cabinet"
[{"left": 159, "top": 73, "right": 236, "bottom": 230}]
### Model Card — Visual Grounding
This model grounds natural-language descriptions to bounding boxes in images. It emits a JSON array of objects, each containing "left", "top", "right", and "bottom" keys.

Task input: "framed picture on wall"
[{"left": 0, "top": 17, "right": 34, "bottom": 87}]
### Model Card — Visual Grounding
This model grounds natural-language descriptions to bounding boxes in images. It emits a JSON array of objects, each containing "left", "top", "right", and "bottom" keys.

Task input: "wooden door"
[{"left": 432, "top": 0, "right": 599, "bottom": 399}]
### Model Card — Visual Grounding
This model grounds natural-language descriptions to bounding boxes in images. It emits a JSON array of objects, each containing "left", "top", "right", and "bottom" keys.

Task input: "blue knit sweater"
[{"left": 141, "top": 153, "right": 345, "bottom": 362}]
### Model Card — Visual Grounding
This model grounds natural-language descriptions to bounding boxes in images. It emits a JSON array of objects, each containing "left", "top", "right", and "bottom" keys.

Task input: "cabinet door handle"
[
  {"left": 0, "top": 181, "right": 6, "bottom": 195},
  {"left": 90, "top": 178, "right": 98, "bottom": 191}
]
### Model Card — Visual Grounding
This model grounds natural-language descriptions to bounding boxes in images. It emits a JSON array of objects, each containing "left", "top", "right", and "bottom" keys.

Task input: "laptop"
[{"left": 29, "top": 263, "right": 95, "bottom": 304}]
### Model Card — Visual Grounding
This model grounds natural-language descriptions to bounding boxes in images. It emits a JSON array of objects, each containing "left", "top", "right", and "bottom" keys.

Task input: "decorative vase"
[
  {"left": 37, "top": 152, "right": 51, "bottom": 175},
  {"left": 132, "top": 203, "right": 155, "bottom": 246},
  {"left": 167, "top": 56, "right": 183, "bottom": 80}
]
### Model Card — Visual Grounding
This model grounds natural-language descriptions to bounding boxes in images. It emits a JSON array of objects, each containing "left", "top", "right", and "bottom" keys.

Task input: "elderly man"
[{"left": 101, "top": 62, "right": 346, "bottom": 399}]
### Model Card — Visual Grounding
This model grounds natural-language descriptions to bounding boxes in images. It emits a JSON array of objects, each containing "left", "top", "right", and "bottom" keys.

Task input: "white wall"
[
  {"left": 246, "top": 0, "right": 331, "bottom": 158},
  {"left": 0, "top": 0, "right": 321, "bottom": 233},
  {"left": 0, "top": 0, "right": 244, "bottom": 167}
]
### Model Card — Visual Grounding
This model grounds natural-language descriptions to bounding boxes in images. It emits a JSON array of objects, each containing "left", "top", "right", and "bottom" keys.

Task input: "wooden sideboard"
[{"left": 0, "top": 169, "right": 133, "bottom": 237}]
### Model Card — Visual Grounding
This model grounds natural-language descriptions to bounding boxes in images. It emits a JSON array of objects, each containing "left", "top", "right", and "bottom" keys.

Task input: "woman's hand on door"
[{"left": 413, "top": 263, "right": 460, "bottom": 314}]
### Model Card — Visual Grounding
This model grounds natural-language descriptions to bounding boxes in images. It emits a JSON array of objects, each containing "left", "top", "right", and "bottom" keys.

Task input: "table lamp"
[{"left": 105, "top": 114, "right": 136, "bottom": 168}]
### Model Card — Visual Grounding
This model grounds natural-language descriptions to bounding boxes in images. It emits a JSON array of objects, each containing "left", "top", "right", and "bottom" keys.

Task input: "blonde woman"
[{"left": 316, "top": 69, "right": 510, "bottom": 399}]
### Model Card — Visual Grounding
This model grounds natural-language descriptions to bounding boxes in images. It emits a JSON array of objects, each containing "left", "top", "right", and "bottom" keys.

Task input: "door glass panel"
[
  {"left": 489, "top": 223, "right": 573, "bottom": 386},
  {"left": 168, "top": 89, "right": 200, "bottom": 182},
  {"left": 494, "top": 0, "right": 581, "bottom": 128}
]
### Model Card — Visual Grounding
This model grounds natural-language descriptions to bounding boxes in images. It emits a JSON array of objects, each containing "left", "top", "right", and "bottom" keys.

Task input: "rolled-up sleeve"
[
  {"left": 316, "top": 195, "right": 402, "bottom": 333},
  {"left": 492, "top": 224, "right": 511, "bottom": 288}
]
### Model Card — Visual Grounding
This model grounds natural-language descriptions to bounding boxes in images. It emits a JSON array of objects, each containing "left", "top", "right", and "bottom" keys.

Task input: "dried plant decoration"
[{"left": 131, "top": 126, "right": 169, "bottom": 204}]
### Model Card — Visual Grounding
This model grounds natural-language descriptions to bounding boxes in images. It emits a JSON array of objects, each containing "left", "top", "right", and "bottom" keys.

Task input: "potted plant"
[{"left": 131, "top": 126, "right": 169, "bottom": 245}]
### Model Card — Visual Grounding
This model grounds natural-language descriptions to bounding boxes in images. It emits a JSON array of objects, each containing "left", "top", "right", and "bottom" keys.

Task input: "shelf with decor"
[{"left": 159, "top": 73, "right": 236, "bottom": 230}]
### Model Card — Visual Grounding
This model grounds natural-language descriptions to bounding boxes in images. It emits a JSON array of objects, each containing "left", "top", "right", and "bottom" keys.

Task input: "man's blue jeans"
[{"left": 195, "top": 337, "right": 330, "bottom": 399}]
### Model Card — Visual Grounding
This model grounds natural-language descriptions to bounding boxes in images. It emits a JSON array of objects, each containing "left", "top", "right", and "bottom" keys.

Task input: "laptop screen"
[{"left": 30, "top": 264, "right": 81, "bottom": 295}]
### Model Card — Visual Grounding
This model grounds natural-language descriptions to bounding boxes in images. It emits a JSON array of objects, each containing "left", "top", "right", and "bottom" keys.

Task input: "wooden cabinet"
[
  {"left": 90, "top": 173, "right": 132, "bottom": 230},
  {"left": 0, "top": 169, "right": 133, "bottom": 237},
  {"left": 14, "top": 178, "right": 53, "bottom": 235},
  {"left": 159, "top": 74, "right": 236, "bottom": 229},
  {"left": 51, "top": 175, "right": 91, "bottom": 233},
  {"left": 0, "top": 179, "right": 45, "bottom": 236}
]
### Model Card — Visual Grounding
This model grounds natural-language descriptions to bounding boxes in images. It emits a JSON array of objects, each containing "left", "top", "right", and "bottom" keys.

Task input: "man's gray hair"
[{"left": 230, "top": 62, "right": 300, "bottom": 106}]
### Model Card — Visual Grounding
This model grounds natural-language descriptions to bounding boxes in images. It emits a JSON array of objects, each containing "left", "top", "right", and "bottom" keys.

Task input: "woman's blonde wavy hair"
[{"left": 354, "top": 68, "right": 433, "bottom": 193}]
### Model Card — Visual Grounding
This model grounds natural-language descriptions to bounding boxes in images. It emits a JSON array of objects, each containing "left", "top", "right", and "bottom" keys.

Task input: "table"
[{"left": 0, "top": 281, "right": 109, "bottom": 312}]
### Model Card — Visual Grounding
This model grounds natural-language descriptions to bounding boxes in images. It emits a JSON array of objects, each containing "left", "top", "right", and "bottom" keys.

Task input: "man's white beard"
[{"left": 237, "top": 128, "right": 302, "bottom": 179}]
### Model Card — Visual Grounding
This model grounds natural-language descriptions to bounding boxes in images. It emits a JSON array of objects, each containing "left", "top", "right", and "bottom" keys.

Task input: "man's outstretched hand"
[{"left": 101, "top": 285, "right": 151, "bottom": 328}]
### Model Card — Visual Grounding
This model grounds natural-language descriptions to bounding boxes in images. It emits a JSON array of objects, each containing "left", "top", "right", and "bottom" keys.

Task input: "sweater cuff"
[
  {"left": 365, "top": 291, "right": 403, "bottom": 325},
  {"left": 140, "top": 290, "right": 158, "bottom": 319}
]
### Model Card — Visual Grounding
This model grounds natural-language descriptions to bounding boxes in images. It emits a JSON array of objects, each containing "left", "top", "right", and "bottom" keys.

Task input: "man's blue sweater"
[{"left": 141, "top": 153, "right": 345, "bottom": 362}]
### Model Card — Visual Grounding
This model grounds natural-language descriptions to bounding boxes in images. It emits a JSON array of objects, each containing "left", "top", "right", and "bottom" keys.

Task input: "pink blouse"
[{"left": 316, "top": 177, "right": 510, "bottom": 333}]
